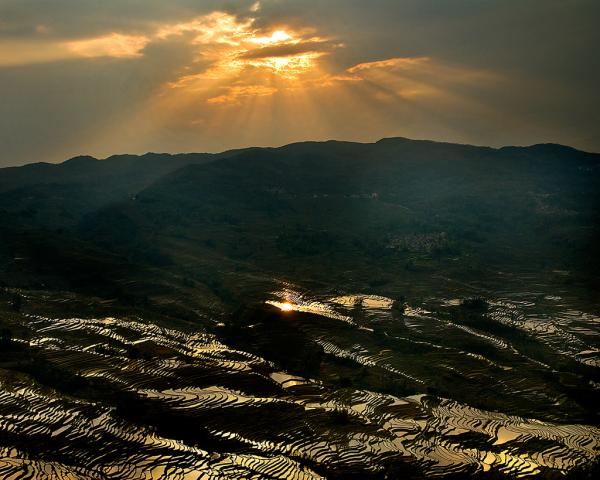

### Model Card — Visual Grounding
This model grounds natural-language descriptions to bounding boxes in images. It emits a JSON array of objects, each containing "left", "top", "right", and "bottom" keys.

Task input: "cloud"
[
  {"left": 155, "top": 11, "right": 254, "bottom": 45},
  {"left": 0, "top": 1, "right": 260, "bottom": 41},
  {"left": 347, "top": 56, "right": 429, "bottom": 73},
  {"left": 0, "top": 40, "right": 71, "bottom": 66},
  {"left": 0, "top": 0, "right": 599, "bottom": 167},
  {"left": 65, "top": 33, "right": 150, "bottom": 58},
  {"left": 0, "top": 33, "right": 150, "bottom": 66},
  {"left": 238, "top": 40, "right": 334, "bottom": 59},
  {"left": 207, "top": 84, "right": 277, "bottom": 104}
]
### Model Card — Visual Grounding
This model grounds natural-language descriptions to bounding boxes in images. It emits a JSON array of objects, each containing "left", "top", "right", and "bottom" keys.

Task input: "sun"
[{"left": 251, "top": 30, "right": 293, "bottom": 45}]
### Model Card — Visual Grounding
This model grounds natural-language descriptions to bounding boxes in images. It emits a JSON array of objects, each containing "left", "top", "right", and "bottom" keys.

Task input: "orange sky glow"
[
  {"left": 68, "top": 6, "right": 496, "bottom": 160},
  {"left": 0, "top": 0, "right": 597, "bottom": 166}
]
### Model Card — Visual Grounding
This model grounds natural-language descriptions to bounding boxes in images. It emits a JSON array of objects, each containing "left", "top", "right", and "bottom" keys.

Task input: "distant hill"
[
  {"left": 0, "top": 151, "right": 236, "bottom": 227},
  {"left": 129, "top": 138, "right": 600, "bottom": 267},
  {"left": 2, "top": 138, "right": 599, "bottom": 480},
  {"left": 1, "top": 137, "right": 599, "bottom": 301}
]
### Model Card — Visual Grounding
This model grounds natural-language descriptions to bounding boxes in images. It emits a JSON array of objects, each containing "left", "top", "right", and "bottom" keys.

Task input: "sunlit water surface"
[{"left": 1, "top": 287, "right": 599, "bottom": 479}]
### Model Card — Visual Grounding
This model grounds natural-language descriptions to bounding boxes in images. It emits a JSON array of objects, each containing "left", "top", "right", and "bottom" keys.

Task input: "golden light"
[
  {"left": 65, "top": 32, "right": 149, "bottom": 58},
  {"left": 245, "top": 51, "right": 323, "bottom": 77},
  {"left": 103, "top": 9, "right": 461, "bottom": 157},
  {"left": 157, "top": 13, "right": 326, "bottom": 93},
  {"left": 279, "top": 302, "right": 295, "bottom": 312},
  {"left": 264, "top": 300, "right": 299, "bottom": 312},
  {"left": 251, "top": 30, "right": 293, "bottom": 45},
  {"left": 271, "top": 30, "right": 292, "bottom": 43}
]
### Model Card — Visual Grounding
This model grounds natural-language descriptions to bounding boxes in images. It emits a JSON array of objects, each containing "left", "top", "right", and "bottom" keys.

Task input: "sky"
[{"left": 0, "top": 0, "right": 599, "bottom": 167}]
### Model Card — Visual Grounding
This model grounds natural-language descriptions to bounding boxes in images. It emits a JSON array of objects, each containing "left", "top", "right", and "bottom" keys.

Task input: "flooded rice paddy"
[{"left": 0, "top": 287, "right": 599, "bottom": 479}]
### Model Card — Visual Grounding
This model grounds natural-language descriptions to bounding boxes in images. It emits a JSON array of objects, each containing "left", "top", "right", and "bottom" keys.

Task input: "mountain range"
[
  {"left": 1, "top": 137, "right": 598, "bottom": 314},
  {"left": 2, "top": 137, "right": 600, "bottom": 479}
]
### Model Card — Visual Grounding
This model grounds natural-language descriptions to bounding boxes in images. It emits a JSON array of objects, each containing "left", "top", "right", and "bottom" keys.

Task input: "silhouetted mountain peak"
[
  {"left": 63, "top": 155, "right": 98, "bottom": 165},
  {"left": 375, "top": 136, "right": 412, "bottom": 144},
  {"left": 499, "top": 143, "right": 590, "bottom": 157}
]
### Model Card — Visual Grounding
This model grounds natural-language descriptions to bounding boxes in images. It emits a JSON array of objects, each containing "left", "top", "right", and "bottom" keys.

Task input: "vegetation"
[{"left": 0, "top": 138, "right": 598, "bottom": 478}]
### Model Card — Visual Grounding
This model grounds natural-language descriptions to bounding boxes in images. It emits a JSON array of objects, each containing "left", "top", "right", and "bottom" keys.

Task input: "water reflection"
[{"left": 0, "top": 289, "right": 598, "bottom": 478}]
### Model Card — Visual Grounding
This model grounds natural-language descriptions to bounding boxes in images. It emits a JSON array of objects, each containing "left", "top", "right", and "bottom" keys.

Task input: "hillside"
[
  {"left": 1, "top": 138, "right": 600, "bottom": 479},
  {"left": 1, "top": 137, "right": 599, "bottom": 302}
]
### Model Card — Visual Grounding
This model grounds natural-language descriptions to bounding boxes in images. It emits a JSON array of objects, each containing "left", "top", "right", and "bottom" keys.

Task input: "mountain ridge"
[
  {"left": 1, "top": 136, "right": 598, "bottom": 300},
  {"left": 2, "top": 136, "right": 598, "bottom": 173}
]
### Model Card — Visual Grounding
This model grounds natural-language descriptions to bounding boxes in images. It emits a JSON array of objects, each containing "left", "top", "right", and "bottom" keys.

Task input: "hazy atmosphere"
[
  {"left": 1, "top": 2, "right": 599, "bottom": 479},
  {"left": 1, "top": 0, "right": 599, "bottom": 166}
]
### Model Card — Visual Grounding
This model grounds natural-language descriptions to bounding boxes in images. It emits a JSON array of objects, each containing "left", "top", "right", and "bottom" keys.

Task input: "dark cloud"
[
  {"left": 0, "top": 0, "right": 257, "bottom": 39},
  {"left": 0, "top": 34, "right": 197, "bottom": 164},
  {"left": 238, "top": 40, "right": 335, "bottom": 59}
]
